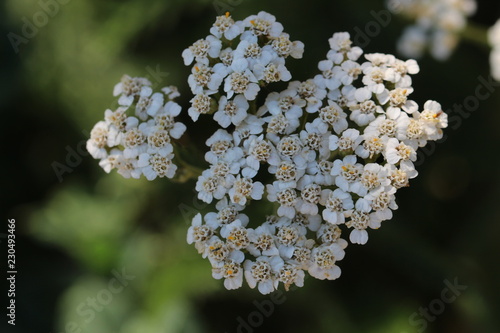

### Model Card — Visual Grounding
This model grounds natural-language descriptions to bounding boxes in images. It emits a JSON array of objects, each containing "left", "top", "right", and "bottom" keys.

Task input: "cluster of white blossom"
[
  {"left": 488, "top": 19, "right": 500, "bottom": 81},
  {"left": 86, "top": 76, "right": 186, "bottom": 180},
  {"left": 186, "top": 13, "right": 448, "bottom": 294},
  {"left": 389, "top": 0, "right": 476, "bottom": 60},
  {"left": 183, "top": 11, "right": 304, "bottom": 123}
]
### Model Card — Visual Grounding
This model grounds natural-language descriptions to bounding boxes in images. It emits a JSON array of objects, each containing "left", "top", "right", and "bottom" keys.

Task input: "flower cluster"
[
  {"left": 186, "top": 13, "right": 448, "bottom": 294},
  {"left": 489, "top": 19, "right": 500, "bottom": 81},
  {"left": 390, "top": 0, "right": 476, "bottom": 60},
  {"left": 86, "top": 76, "right": 186, "bottom": 180},
  {"left": 183, "top": 11, "right": 304, "bottom": 124}
]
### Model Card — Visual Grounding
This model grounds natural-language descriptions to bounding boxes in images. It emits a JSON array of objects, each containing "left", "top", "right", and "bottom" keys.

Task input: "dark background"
[{"left": 2, "top": 0, "right": 500, "bottom": 332}]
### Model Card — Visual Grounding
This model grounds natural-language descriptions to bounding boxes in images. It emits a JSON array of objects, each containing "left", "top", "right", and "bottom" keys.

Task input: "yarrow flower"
[
  {"left": 87, "top": 76, "right": 186, "bottom": 180},
  {"left": 389, "top": 0, "right": 477, "bottom": 60},
  {"left": 182, "top": 16, "right": 448, "bottom": 294},
  {"left": 88, "top": 11, "right": 449, "bottom": 295}
]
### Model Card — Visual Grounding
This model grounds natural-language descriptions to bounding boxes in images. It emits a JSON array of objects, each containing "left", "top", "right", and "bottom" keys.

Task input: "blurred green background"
[{"left": 2, "top": 0, "right": 500, "bottom": 332}]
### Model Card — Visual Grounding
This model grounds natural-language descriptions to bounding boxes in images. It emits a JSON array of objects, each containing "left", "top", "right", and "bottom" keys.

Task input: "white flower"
[
  {"left": 259, "top": 88, "right": 305, "bottom": 116},
  {"left": 384, "top": 138, "right": 417, "bottom": 165},
  {"left": 355, "top": 135, "right": 387, "bottom": 159},
  {"left": 228, "top": 176, "right": 264, "bottom": 205},
  {"left": 490, "top": 49, "right": 500, "bottom": 82},
  {"left": 244, "top": 135, "right": 280, "bottom": 176},
  {"left": 204, "top": 236, "right": 230, "bottom": 267},
  {"left": 210, "top": 12, "right": 243, "bottom": 40},
  {"left": 205, "top": 129, "right": 241, "bottom": 164},
  {"left": 308, "top": 243, "right": 345, "bottom": 280},
  {"left": 414, "top": 100, "right": 448, "bottom": 141},
  {"left": 253, "top": 57, "right": 292, "bottom": 83},
  {"left": 188, "top": 63, "right": 227, "bottom": 94},
  {"left": 266, "top": 182, "right": 298, "bottom": 218},
  {"left": 214, "top": 95, "right": 249, "bottom": 128},
  {"left": 292, "top": 213, "right": 322, "bottom": 232},
  {"left": 396, "top": 26, "right": 427, "bottom": 60},
  {"left": 233, "top": 39, "right": 274, "bottom": 71},
  {"left": 205, "top": 198, "right": 248, "bottom": 233},
  {"left": 121, "top": 123, "right": 147, "bottom": 159},
  {"left": 139, "top": 151, "right": 177, "bottom": 180},
  {"left": 328, "top": 32, "right": 363, "bottom": 61},
  {"left": 296, "top": 182, "right": 322, "bottom": 215},
  {"left": 113, "top": 75, "right": 151, "bottom": 106},
  {"left": 109, "top": 153, "right": 142, "bottom": 179},
  {"left": 310, "top": 160, "right": 335, "bottom": 186},
  {"left": 188, "top": 93, "right": 212, "bottom": 122},
  {"left": 333, "top": 60, "right": 362, "bottom": 86},
  {"left": 161, "top": 86, "right": 180, "bottom": 100},
  {"left": 144, "top": 126, "right": 173, "bottom": 156},
  {"left": 377, "top": 87, "right": 418, "bottom": 119},
  {"left": 155, "top": 101, "right": 186, "bottom": 139},
  {"left": 244, "top": 11, "right": 284, "bottom": 38},
  {"left": 220, "top": 220, "right": 250, "bottom": 250},
  {"left": 386, "top": 163, "right": 418, "bottom": 189},
  {"left": 361, "top": 64, "right": 387, "bottom": 94},
  {"left": 320, "top": 189, "right": 354, "bottom": 224},
  {"left": 488, "top": 19, "right": 500, "bottom": 47},
  {"left": 331, "top": 155, "right": 362, "bottom": 192},
  {"left": 187, "top": 213, "right": 214, "bottom": 253},
  {"left": 224, "top": 69, "right": 260, "bottom": 100},
  {"left": 276, "top": 135, "right": 308, "bottom": 167},
  {"left": 365, "top": 186, "right": 398, "bottom": 220},
  {"left": 182, "top": 35, "right": 222, "bottom": 66},
  {"left": 300, "top": 122, "right": 330, "bottom": 159},
  {"left": 233, "top": 115, "right": 265, "bottom": 146},
  {"left": 269, "top": 160, "right": 306, "bottom": 189},
  {"left": 98, "top": 148, "right": 121, "bottom": 173},
  {"left": 363, "top": 114, "right": 409, "bottom": 141},
  {"left": 404, "top": 118, "right": 427, "bottom": 147},
  {"left": 275, "top": 261, "right": 305, "bottom": 291},
  {"left": 135, "top": 86, "right": 164, "bottom": 120},
  {"left": 350, "top": 163, "right": 390, "bottom": 197},
  {"left": 430, "top": 31, "right": 458, "bottom": 61},
  {"left": 317, "top": 223, "right": 343, "bottom": 245},
  {"left": 329, "top": 128, "right": 362, "bottom": 153},
  {"left": 244, "top": 256, "right": 282, "bottom": 294},
  {"left": 345, "top": 205, "right": 382, "bottom": 245},
  {"left": 292, "top": 78, "right": 327, "bottom": 113},
  {"left": 391, "top": 0, "right": 476, "bottom": 60},
  {"left": 317, "top": 100, "right": 349, "bottom": 134},
  {"left": 385, "top": 59, "right": 419, "bottom": 87},
  {"left": 349, "top": 89, "right": 383, "bottom": 126},
  {"left": 271, "top": 33, "right": 304, "bottom": 59},
  {"left": 87, "top": 121, "right": 109, "bottom": 159},
  {"left": 247, "top": 224, "right": 279, "bottom": 257},
  {"left": 212, "top": 250, "right": 245, "bottom": 290},
  {"left": 195, "top": 170, "right": 227, "bottom": 203}
]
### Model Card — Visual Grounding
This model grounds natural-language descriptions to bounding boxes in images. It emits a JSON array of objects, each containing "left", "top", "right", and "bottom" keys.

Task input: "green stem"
[
  {"left": 461, "top": 22, "right": 490, "bottom": 48},
  {"left": 300, "top": 112, "right": 309, "bottom": 131},
  {"left": 249, "top": 99, "right": 257, "bottom": 115},
  {"left": 173, "top": 144, "right": 204, "bottom": 179}
]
